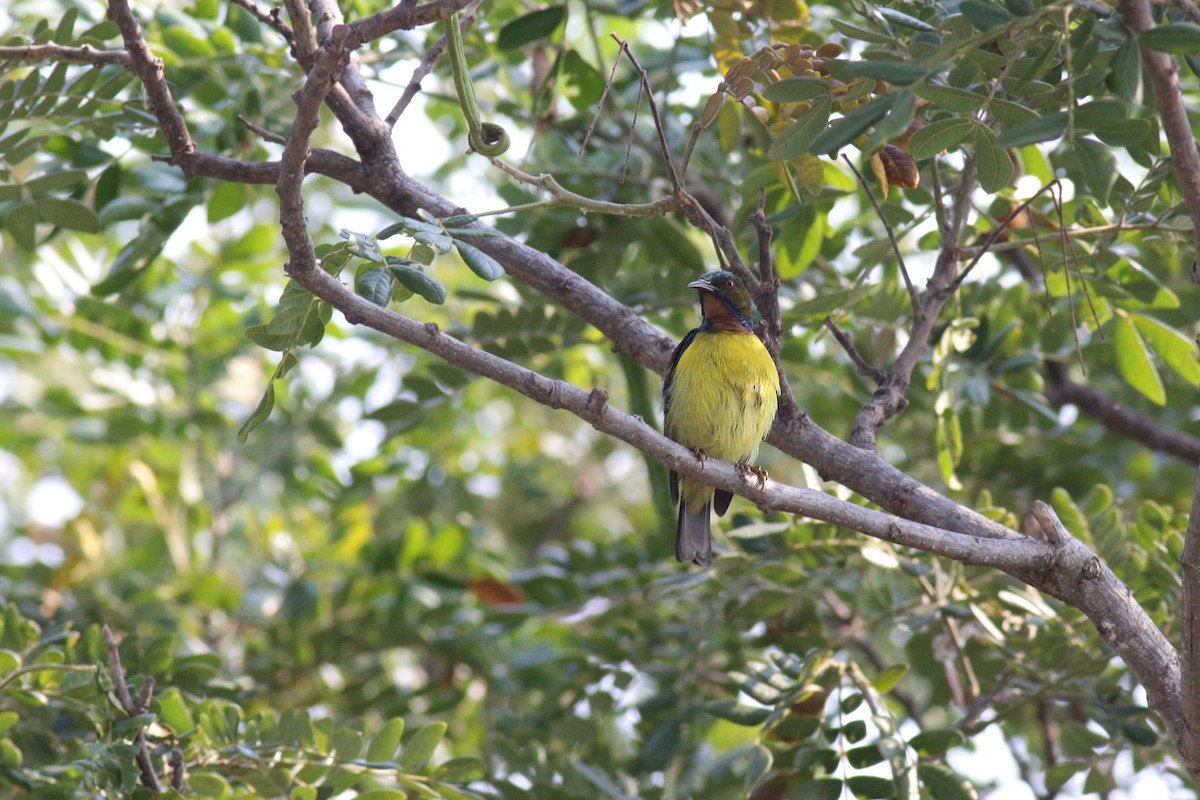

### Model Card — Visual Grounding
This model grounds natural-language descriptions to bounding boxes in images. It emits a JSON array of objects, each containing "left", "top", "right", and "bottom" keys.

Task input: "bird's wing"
[{"left": 663, "top": 329, "right": 700, "bottom": 507}]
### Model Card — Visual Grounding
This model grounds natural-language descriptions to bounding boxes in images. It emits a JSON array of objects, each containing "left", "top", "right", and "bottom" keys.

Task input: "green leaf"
[
  {"left": 1132, "top": 313, "right": 1200, "bottom": 385},
  {"left": 367, "top": 718, "right": 405, "bottom": 762},
  {"left": 36, "top": 198, "right": 101, "bottom": 233},
  {"left": 909, "top": 728, "right": 965, "bottom": 755},
  {"left": 331, "top": 728, "right": 363, "bottom": 759},
  {"left": 871, "top": 663, "right": 909, "bottom": 693},
  {"left": 162, "top": 25, "right": 218, "bottom": 58},
  {"left": 388, "top": 262, "right": 447, "bottom": 305},
  {"left": 53, "top": 6, "right": 79, "bottom": 42},
  {"left": 918, "top": 766, "right": 978, "bottom": 800},
  {"left": 356, "top": 267, "right": 393, "bottom": 307},
  {"left": 354, "top": 791, "right": 407, "bottom": 800},
  {"left": 237, "top": 383, "right": 275, "bottom": 443},
  {"left": 767, "top": 96, "right": 832, "bottom": 160},
  {"left": 846, "top": 744, "right": 884, "bottom": 768},
  {"left": 25, "top": 169, "right": 89, "bottom": 196},
  {"left": 706, "top": 700, "right": 771, "bottom": 725},
  {"left": 879, "top": 8, "right": 936, "bottom": 31},
  {"left": 762, "top": 77, "right": 831, "bottom": 102},
  {"left": 1139, "top": 23, "right": 1200, "bottom": 55},
  {"left": 830, "top": 18, "right": 896, "bottom": 44},
  {"left": 996, "top": 111, "right": 1068, "bottom": 147},
  {"left": 866, "top": 90, "right": 916, "bottom": 150},
  {"left": 497, "top": 7, "right": 566, "bottom": 50},
  {"left": 561, "top": 49, "right": 604, "bottom": 111},
  {"left": 399, "top": 721, "right": 447, "bottom": 769},
  {"left": 245, "top": 324, "right": 292, "bottom": 352},
  {"left": 4, "top": 201, "right": 38, "bottom": 251},
  {"left": 959, "top": 0, "right": 1013, "bottom": 30},
  {"left": 810, "top": 93, "right": 898, "bottom": 155},
  {"left": 793, "top": 778, "right": 844, "bottom": 800},
  {"left": 828, "top": 60, "right": 928, "bottom": 86},
  {"left": 208, "top": 181, "right": 245, "bottom": 223},
  {"left": 1074, "top": 137, "right": 1116, "bottom": 205},
  {"left": 434, "top": 755, "right": 487, "bottom": 782},
  {"left": 454, "top": 240, "right": 504, "bottom": 280},
  {"left": 915, "top": 84, "right": 986, "bottom": 112},
  {"left": 1113, "top": 313, "right": 1165, "bottom": 406},
  {"left": 340, "top": 228, "right": 385, "bottom": 263},
  {"left": 1107, "top": 38, "right": 1141, "bottom": 101},
  {"left": 909, "top": 118, "right": 977, "bottom": 160},
  {"left": 846, "top": 775, "right": 896, "bottom": 798},
  {"left": 1121, "top": 722, "right": 1159, "bottom": 746},
  {"left": 974, "top": 125, "right": 1014, "bottom": 193}
]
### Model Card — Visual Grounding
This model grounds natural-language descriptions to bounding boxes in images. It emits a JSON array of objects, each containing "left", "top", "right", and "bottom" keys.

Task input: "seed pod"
[
  {"left": 792, "top": 57, "right": 812, "bottom": 72},
  {"left": 755, "top": 48, "right": 778, "bottom": 70},
  {"left": 816, "top": 42, "right": 845, "bottom": 58},
  {"left": 812, "top": 58, "right": 827, "bottom": 74},
  {"left": 881, "top": 143, "right": 920, "bottom": 188},
  {"left": 698, "top": 92, "right": 724, "bottom": 129},
  {"left": 731, "top": 76, "right": 755, "bottom": 100},
  {"left": 767, "top": 68, "right": 783, "bottom": 82},
  {"left": 785, "top": 43, "right": 802, "bottom": 63},
  {"left": 725, "top": 58, "right": 758, "bottom": 86}
]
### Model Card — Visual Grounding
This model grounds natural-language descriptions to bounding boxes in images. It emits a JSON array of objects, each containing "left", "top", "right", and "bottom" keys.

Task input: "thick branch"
[
  {"left": 1119, "top": 0, "right": 1200, "bottom": 261},
  {"left": 1183, "top": 469, "right": 1200, "bottom": 771},
  {"left": 1045, "top": 360, "right": 1200, "bottom": 463},
  {"left": 107, "top": 0, "right": 194, "bottom": 160},
  {"left": 1026, "top": 503, "right": 1196, "bottom": 780}
]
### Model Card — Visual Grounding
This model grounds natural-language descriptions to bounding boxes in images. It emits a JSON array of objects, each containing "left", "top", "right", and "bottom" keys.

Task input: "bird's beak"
[{"left": 688, "top": 278, "right": 715, "bottom": 293}]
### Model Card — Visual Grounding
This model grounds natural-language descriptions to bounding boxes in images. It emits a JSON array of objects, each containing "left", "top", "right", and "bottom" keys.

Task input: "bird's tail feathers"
[{"left": 675, "top": 501, "right": 712, "bottom": 566}]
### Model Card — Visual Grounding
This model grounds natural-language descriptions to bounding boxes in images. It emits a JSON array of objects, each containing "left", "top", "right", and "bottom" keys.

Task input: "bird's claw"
[
  {"left": 693, "top": 448, "right": 709, "bottom": 468},
  {"left": 736, "top": 461, "right": 769, "bottom": 489}
]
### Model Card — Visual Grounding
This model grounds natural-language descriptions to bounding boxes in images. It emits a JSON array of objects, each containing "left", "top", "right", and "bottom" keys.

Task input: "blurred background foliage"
[{"left": 0, "top": 0, "right": 1199, "bottom": 796}]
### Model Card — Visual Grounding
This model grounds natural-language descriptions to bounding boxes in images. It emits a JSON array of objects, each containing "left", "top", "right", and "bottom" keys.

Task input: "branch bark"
[
  {"left": 1119, "top": 0, "right": 1200, "bottom": 262},
  {"left": 1045, "top": 360, "right": 1200, "bottom": 463}
]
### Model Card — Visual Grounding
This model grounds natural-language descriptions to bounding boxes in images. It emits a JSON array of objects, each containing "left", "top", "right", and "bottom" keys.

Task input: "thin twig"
[
  {"left": 386, "top": 0, "right": 483, "bottom": 128},
  {"left": 825, "top": 316, "right": 887, "bottom": 386},
  {"left": 486, "top": 159, "right": 681, "bottom": 217},
  {"left": 842, "top": 154, "right": 921, "bottom": 320},
  {"left": 229, "top": 0, "right": 294, "bottom": 45},
  {"left": 1044, "top": 360, "right": 1200, "bottom": 463},
  {"left": 611, "top": 35, "right": 683, "bottom": 194},
  {"left": 237, "top": 114, "right": 289, "bottom": 144},
  {"left": 580, "top": 36, "right": 625, "bottom": 155}
]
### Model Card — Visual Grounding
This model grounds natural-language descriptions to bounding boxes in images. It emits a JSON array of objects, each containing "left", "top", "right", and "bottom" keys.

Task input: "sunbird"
[{"left": 663, "top": 271, "right": 781, "bottom": 566}]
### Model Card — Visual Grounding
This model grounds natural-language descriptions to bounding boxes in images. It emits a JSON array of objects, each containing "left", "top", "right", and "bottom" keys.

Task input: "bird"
[{"left": 662, "top": 270, "right": 781, "bottom": 566}]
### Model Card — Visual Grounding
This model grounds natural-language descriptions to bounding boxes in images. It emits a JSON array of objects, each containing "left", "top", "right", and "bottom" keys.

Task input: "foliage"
[{"left": 0, "top": 0, "right": 1198, "bottom": 796}]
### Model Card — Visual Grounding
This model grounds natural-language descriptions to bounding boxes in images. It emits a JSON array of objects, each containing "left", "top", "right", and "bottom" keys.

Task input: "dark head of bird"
[{"left": 689, "top": 270, "right": 755, "bottom": 332}]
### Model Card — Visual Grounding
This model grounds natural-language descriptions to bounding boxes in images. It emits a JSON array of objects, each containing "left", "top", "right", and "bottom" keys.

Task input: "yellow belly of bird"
[{"left": 665, "top": 330, "right": 780, "bottom": 513}]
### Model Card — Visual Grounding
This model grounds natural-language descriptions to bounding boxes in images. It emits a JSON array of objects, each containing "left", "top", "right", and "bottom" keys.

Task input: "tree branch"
[
  {"left": 849, "top": 160, "right": 977, "bottom": 449},
  {"left": 1183, "top": 468, "right": 1200, "bottom": 772},
  {"left": 0, "top": 42, "right": 130, "bottom": 65},
  {"left": 102, "top": 625, "right": 162, "bottom": 792},
  {"left": 1119, "top": 0, "right": 1200, "bottom": 265},
  {"left": 1044, "top": 360, "right": 1200, "bottom": 463},
  {"left": 1025, "top": 503, "right": 1196, "bottom": 780},
  {"left": 842, "top": 154, "right": 921, "bottom": 319},
  {"left": 107, "top": 0, "right": 195, "bottom": 161}
]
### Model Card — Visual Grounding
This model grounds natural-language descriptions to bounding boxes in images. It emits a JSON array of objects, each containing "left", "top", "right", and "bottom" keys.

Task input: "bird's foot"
[
  {"left": 693, "top": 448, "right": 709, "bottom": 468},
  {"left": 736, "top": 461, "right": 769, "bottom": 489}
]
